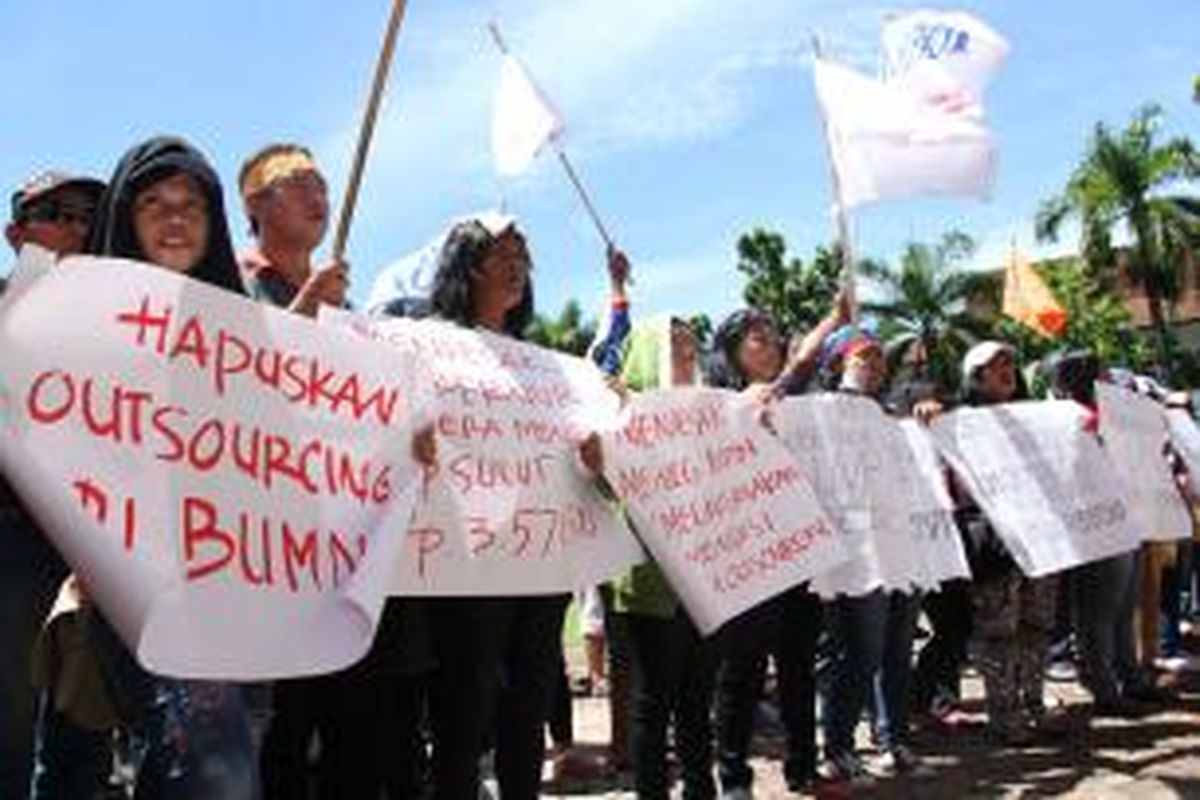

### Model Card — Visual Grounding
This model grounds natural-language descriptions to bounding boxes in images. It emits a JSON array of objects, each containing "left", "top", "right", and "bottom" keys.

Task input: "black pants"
[
  {"left": 626, "top": 610, "right": 716, "bottom": 800},
  {"left": 715, "top": 585, "right": 820, "bottom": 791},
  {"left": 428, "top": 595, "right": 567, "bottom": 800},
  {"left": 261, "top": 601, "right": 431, "bottom": 800},
  {"left": 912, "top": 579, "right": 972, "bottom": 710},
  {"left": 547, "top": 653, "right": 573, "bottom": 747}
]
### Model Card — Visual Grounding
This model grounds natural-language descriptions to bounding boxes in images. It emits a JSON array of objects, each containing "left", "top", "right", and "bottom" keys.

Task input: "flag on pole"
[
  {"left": 1002, "top": 249, "right": 1067, "bottom": 338},
  {"left": 492, "top": 54, "right": 564, "bottom": 176},
  {"left": 881, "top": 10, "right": 1009, "bottom": 104},
  {"left": 813, "top": 57, "right": 996, "bottom": 208}
]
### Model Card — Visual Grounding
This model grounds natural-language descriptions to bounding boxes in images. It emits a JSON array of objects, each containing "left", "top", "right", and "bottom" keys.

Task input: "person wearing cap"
[
  {"left": 5, "top": 171, "right": 104, "bottom": 263},
  {"left": 817, "top": 327, "right": 926, "bottom": 786},
  {"left": 1, "top": 169, "right": 103, "bottom": 798},
  {"left": 953, "top": 341, "right": 1069, "bottom": 744},
  {"left": 237, "top": 143, "right": 347, "bottom": 317}
]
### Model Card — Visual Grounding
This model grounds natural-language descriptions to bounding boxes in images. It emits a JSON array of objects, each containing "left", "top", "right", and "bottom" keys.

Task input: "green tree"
[
  {"left": 857, "top": 231, "right": 994, "bottom": 394},
  {"left": 686, "top": 313, "right": 713, "bottom": 350},
  {"left": 1035, "top": 105, "right": 1200, "bottom": 380},
  {"left": 526, "top": 299, "right": 597, "bottom": 356},
  {"left": 735, "top": 229, "right": 843, "bottom": 337},
  {"left": 1193, "top": 74, "right": 1200, "bottom": 103}
]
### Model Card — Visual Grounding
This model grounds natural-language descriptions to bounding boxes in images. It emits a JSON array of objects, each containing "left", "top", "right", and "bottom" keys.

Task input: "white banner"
[
  {"left": 323, "top": 310, "right": 643, "bottom": 595},
  {"left": 601, "top": 388, "right": 849, "bottom": 634},
  {"left": 1097, "top": 383, "right": 1192, "bottom": 542},
  {"left": 929, "top": 401, "right": 1141, "bottom": 576},
  {"left": 773, "top": 395, "right": 968, "bottom": 598},
  {"left": 0, "top": 255, "right": 425, "bottom": 679}
]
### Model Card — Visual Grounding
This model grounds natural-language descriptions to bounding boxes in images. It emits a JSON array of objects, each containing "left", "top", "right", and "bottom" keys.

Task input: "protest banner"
[
  {"left": 1096, "top": 382, "right": 1192, "bottom": 542},
  {"left": 929, "top": 400, "right": 1140, "bottom": 576},
  {"left": 0, "top": 254, "right": 426, "bottom": 679},
  {"left": 323, "top": 310, "right": 643, "bottom": 594},
  {"left": 600, "top": 387, "right": 849, "bottom": 634},
  {"left": 773, "top": 395, "right": 968, "bottom": 597}
]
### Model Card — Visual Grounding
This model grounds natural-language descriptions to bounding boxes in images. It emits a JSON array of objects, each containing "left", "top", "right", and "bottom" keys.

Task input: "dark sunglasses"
[{"left": 18, "top": 199, "right": 95, "bottom": 227}]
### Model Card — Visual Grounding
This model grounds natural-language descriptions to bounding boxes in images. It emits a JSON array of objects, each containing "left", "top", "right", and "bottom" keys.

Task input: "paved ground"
[{"left": 540, "top": 667, "right": 1200, "bottom": 799}]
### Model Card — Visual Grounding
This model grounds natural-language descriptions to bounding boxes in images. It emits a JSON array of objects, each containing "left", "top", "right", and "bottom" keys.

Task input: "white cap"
[{"left": 962, "top": 340, "right": 1014, "bottom": 384}]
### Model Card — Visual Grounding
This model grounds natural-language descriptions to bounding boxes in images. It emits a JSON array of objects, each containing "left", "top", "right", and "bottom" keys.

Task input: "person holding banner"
[
  {"left": 421, "top": 214, "right": 574, "bottom": 800},
  {"left": 237, "top": 144, "right": 348, "bottom": 317},
  {"left": 84, "top": 136, "right": 258, "bottom": 799},
  {"left": 240, "top": 140, "right": 433, "bottom": 800},
  {"left": 609, "top": 315, "right": 719, "bottom": 800},
  {"left": 953, "top": 341, "right": 1065, "bottom": 744},
  {"left": 1049, "top": 353, "right": 1169, "bottom": 715},
  {"left": 817, "top": 328, "right": 923, "bottom": 784},
  {"left": 2, "top": 169, "right": 105, "bottom": 800},
  {"left": 704, "top": 303, "right": 846, "bottom": 796}
]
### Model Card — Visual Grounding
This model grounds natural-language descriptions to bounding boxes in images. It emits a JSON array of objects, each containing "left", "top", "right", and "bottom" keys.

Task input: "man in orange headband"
[{"left": 238, "top": 143, "right": 348, "bottom": 316}]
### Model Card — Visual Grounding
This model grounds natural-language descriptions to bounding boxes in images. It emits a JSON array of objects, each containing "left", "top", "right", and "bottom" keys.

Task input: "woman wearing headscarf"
[{"left": 85, "top": 136, "right": 257, "bottom": 800}]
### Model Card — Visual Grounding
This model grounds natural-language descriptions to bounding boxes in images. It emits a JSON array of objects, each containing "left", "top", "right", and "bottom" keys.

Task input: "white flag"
[
  {"left": 882, "top": 10, "right": 1009, "bottom": 105},
  {"left": 813, "top": 57, "right": 996, "bottom": 208},
  {"left": 492, "top": 54, "right": 564, "bottom": 176}
]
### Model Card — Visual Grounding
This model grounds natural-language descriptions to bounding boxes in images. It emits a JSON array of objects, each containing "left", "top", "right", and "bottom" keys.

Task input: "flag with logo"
[{"left": 813, "top": 57, "right": 997, "bottom": 208}]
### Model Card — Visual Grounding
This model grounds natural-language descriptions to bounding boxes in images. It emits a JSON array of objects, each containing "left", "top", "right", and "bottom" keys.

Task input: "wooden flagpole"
[{"left": 331, "top": 0, "right": 409, "bottom": 262}]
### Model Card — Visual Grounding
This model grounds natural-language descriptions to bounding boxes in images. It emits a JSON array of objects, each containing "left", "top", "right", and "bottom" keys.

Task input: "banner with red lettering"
[
  {"left": 1096, "top": 383, "right": 1192, "bottom": 542},
  {"left": 0, "top": 255, "right": 425, "bottom": 679},
  {"left": 322, "top": 311, "right": 644, "bottom": 594},
  {"left": 772, "top": 395, "right": 969, "bottom": 597},
  {"left": 929, "top": 400, "right": 1141, "bottom": 576},
  {"left": 600, "top": 388, "right": 849, "bottom": 634}
]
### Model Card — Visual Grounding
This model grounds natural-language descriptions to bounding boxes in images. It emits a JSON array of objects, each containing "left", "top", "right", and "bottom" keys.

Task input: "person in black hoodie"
[{"left": 86, "top": 136, "right": 258, "bottom": 800}]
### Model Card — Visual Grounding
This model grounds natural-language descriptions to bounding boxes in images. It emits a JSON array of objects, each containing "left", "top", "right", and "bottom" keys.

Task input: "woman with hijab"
[{"left": 85, "top": 136, "right": 257, "bottom": 800}]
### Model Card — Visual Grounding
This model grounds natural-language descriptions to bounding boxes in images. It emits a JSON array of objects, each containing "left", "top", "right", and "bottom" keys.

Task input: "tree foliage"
[
  {"left": 1035, "top": 105, "right": 1200, "bottom": 379},
  {"left": 526, "top": 299, "right": 597, "bottom": 357},
  {"left": 735, "top": 228, "right": 843, "bottom": 337}
]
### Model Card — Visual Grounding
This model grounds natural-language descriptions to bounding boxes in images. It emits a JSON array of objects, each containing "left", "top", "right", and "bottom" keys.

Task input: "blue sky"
[{"left": 1, "top": 1, "right": 1196, "bottom": 324}]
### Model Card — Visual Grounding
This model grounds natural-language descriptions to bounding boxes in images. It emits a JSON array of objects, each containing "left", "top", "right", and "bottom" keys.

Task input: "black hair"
[
  {"left": 428, "top": 219, "right": 534, "bottom": 338},
  {"left": 706, "top": 307, "right": 782, "bottom": 390},
  {"left": 88, "top": 136, "right": 245, "bottom": 296}
]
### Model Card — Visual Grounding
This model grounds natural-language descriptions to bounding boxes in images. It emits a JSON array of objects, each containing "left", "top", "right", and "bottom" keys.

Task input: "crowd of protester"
[{"left": 2, "top": 135, "right": 1198, "bottom": 799}]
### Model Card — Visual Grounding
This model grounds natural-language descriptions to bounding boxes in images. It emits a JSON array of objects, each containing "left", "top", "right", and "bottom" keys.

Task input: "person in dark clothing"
[
  {"left": 238, "top": 141, "right": 434, "bottom": 800},
  {"left": 2, "top": 169, "right": 104, "bottom": 800},
  {"left": 421, "top": 213, "right": 574, "bottom": 800},
  {"left": 86, "top": 135, "right": 257, "bottom": 800},
  {"left": 705, "top": 304, "right": 847, "bottom": 795}
]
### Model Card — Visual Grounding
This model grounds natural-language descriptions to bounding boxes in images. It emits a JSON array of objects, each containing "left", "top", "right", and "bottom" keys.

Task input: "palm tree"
[
  {"left": 858, "top": 231, "right": 995, "bottom": 394},
  {"left": 1035, "top": 105, "right": 1200, "bottom": 379}
]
